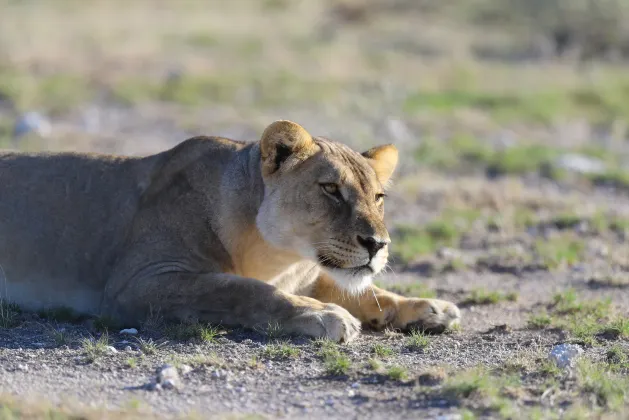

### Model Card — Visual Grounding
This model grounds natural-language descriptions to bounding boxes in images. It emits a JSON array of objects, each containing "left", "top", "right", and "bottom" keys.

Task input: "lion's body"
[
  {"left": 0, "top": 121, "right": 460, "bottom": 341},
  {"left": 0, "top": 151, "right": 152, "bottom": 313}
]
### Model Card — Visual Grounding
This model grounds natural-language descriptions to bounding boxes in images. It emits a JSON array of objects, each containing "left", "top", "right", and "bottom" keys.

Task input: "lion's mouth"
[{"left": 317, "top": 254, "right": 374, "bottom": 274}]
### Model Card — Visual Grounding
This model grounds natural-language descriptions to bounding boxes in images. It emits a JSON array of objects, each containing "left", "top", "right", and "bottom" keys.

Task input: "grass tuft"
[
  {"left": 371, "top": 343, "right": 394, "bottom": 358},
  {"left": 134, "top": 337, "right": 168, "bottom": 355},
  {"left": 407, "top": 329, "right": 430, "bottom": 350},
  {"left": 0, "top": 300, "right": 21, "bottom": 329},
  {"left": 527, "top": 313, "right": 553, "bottom": 329},
  {"left": 315, "top": 338, "right": 352, "bottom": 375},
  {"left": 164, "top": 322, "right": 222, "bottom": 342},
  {"left": 81, "top": 334, "right": 111, "bottom": 362},
  {"left": 386, "top": 365, "right": 408, "bottom": 381},
  {"left": 261, "top": 340, "right": 300, "bottom": 360}
]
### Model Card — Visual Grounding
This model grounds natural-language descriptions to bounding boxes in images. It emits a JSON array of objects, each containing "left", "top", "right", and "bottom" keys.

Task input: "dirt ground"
[{"left": 1, "top": 1, "right": 629, "bottom": 419}]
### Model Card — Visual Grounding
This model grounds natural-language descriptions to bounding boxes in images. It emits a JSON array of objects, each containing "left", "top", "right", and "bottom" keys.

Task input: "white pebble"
[{"left": 549, "top": 343, "right": 583, "bottom": 369}]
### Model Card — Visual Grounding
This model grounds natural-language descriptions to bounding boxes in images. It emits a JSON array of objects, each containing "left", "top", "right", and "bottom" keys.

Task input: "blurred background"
[{"left": 2, "top": 0, "right": 629, "bottom": 276}]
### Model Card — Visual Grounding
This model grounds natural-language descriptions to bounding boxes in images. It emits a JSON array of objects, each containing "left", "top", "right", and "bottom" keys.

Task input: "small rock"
[
  {"left": 347, "top": 390, "right": 355, "bottom": 397},
  {"left": 211, "top": 370, "right": 222, "bottom": 379},
  {"left": 161, "top": 379, "right": 178, "bottom": 390},
  {"left": 556, "top": 154, "right": 605, "bottom": 175},
  {"left": 119, "top": 328, "right": 138, "bottom": 335},
  {"left": 549, "top": 343, "right": 584, "bottom": 369},
  {"left": 13, "top": 111, "right": 52, "bottom": 139},
  {"left": 225, "top": 383, "right": 233, "bottom": 390},
  {"left": 236, "top": 386, "right": 246, "bottom": 393},
  {"left": 124, "top": 346, "right": 133, "bottom": 352},
  {"left": 350, "top": 382, "right": 360, "bottom": 389},
  {"left": 106, "top": 346, "right": 118, "bottom": 354},
  {"left": 180, "top": 364, "right": 193, "bottom": 375},
  {"left": 157, "top": 364, "right": 181, "bottom": 390},
  {"left": 17, "top": 364, "right": 28, "bottom": 372}
]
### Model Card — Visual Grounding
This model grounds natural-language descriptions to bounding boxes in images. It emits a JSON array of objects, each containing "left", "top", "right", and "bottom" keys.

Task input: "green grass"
[
  {"left": 367, "top": 358, "right": 383, "bottom": 371},
  {"left": 110, "top": 72, "right": 342, "bottom": 109},
  {"left": 403, "top": 89, "right": 570, "bottom": 125},
  {"left": 588, "top": 169, "right": 629, "bottom": 190},
  {"left": 263, "top": 321, "right": 284, "bottom": 340},
  {"left": 577, "top": 359, "right": 629, "bottom": 410},
  {"left": 442, "top": 366, "right": 492, "bottom": 399},
  {"left": 261, "top": 341, "right": 300, "bottom": 360},
  {"left": 543, "top": 290, "right": 626, "bottom": 344},
  {"left": 315, "top": 339, "right": 352, "bottom": 375},
  {"left": 601, "top": 317, "right": 629, "bottom": 339},
  {"left": 324, "top": 352, "right": 351, "bottom": 376},
  {"left": 371, "top": 343, "right": 394, "bottom": 358},
  {"left": 198, "top": 325, "right": 221, "bottom": 342},
  {"left": 407, "top": 329, "right": 430, "bottom": 350},
  {"left": 606, "top": 345, "right": 629, "bottom": 371},
  {"left": 46, "top": 326, "right": 73, "bottom": 347},
  {"left": 164, "top": 322, "right": 221, "bottom": 342},
  {"left": 386, "top": 365, "right": 409, "bottom": 381},
  {"left": 133, "top": 337, "right": 168, "bottom": 355},
  {"left": 527, "top": 313, "right": 553, "bottom": 329},
  {"left": 0, "top": 300, "right": 21, "bottom": 329},
  {"left": 441, "top": 366, "right": 520, "bottom": 417},
  {"left": 81, "top": 334, "right": 111, "bottom": 362},
  {"left": 0, "top": 71, "right": 91, "bottom": 115},
  {"left": 552, "top": 289, "right": 611, "bottom": 317},
  {"left": 403, "top": 75, "right": 629, "bottom": 125},
  {"left": 539, "top": 359, "right": 563, "bottom": 379},
  {"left": 488, "top": 144, "right": 561, "bottom": 176},
  {"left": 461, "top": 288, "right": 518, "bottom": 305},
  {"left": 412, "top": 131, "right": 629, "bottom": 192},
  {"left": 536, "top": 237, "right": 585, "bottom": 269},
  {"left": 391, "top": 209, "right": 481, "bottom": 263}
]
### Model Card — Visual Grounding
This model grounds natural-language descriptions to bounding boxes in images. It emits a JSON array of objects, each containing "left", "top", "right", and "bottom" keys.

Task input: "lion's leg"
[
  {"left": 311, "top": 273, "right": 460, "bottom": 333},
  {"left": 103, "top": 272, "right": 360, "bottom": 342}
]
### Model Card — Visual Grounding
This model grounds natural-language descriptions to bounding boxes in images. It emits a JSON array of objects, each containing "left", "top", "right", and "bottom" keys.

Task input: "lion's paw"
[
  {"left": 396, "top": 298, "right": 461, "bottom": 334},
  {"left": 292, "top": 303, "right": 361, "bottom": 343}
]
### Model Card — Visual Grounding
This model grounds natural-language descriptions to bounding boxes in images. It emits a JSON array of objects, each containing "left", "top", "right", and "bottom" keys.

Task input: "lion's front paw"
[
  {"left": 395, "top": 298, "right": 461, "bottom": 334},
  {"left": 290, "top": 303, "right": 361, "bottom": 343}
]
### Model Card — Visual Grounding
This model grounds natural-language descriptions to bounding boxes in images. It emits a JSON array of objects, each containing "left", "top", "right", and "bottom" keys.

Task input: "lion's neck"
[{"left": 216, "top": 143, "right": 307, "bottom": 282}]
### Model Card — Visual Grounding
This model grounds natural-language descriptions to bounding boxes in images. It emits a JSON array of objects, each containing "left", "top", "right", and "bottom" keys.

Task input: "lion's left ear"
[{"left": 362, "top": 144, "right": 398, "bottom": 185}]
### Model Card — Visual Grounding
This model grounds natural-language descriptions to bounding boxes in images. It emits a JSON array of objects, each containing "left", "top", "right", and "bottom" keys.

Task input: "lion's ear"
[
  {"left": 260, "top": 120, "right": 317, "bottom": 176},
  {"left": 362, "top": 144, "right": 398, "bottom": 186}
]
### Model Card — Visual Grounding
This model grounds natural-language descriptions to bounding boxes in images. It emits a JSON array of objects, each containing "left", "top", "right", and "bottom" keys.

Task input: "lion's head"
[{"left": 255, "top": 120, "right": 398, "bottom": 294}]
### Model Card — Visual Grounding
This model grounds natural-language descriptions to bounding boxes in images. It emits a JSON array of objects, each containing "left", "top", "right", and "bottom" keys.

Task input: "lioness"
[{"left": 0, "top": 120, "right": 460, "bottom": 342}]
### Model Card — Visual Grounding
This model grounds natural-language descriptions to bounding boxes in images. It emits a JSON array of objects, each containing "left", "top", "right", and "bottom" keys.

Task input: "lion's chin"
[{"left": 324, "top": 267, "right": 373, "bottom": 295}]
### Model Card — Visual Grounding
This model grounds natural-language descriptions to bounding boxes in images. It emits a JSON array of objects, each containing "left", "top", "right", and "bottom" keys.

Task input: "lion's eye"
[
  {"left": 375, "top": 193, "right": 386, "bottom": 204},
  {"left": 321, "top": 183, "right": 341, "bottom": 197}
]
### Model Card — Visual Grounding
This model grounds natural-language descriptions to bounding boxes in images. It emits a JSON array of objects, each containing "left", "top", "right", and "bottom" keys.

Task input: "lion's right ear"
[{"left": 259, "top": 120, "right": 316, "bottom": 176}]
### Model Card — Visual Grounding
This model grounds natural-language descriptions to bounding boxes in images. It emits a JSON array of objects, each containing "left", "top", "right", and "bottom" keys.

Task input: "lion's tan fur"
[{"left": 0, "top": 120, "right": 459, "bottom": 341}]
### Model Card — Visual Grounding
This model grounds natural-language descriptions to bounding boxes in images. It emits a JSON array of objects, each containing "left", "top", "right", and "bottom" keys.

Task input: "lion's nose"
[{"left": 357, "top": 235, "right": 389, "bottom": 259}]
